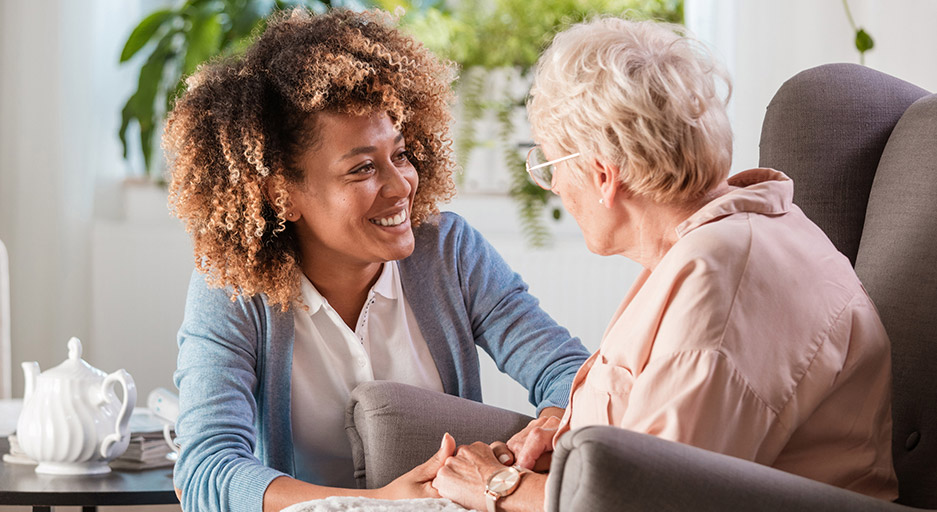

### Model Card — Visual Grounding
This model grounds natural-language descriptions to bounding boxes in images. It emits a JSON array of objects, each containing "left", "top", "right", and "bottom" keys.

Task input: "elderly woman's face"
[
  {"left": 288, "top": 111, "right": 418, "bottom": 268},
  {"left": 542, "top": 141, "right": 621, "bottom": 256}
]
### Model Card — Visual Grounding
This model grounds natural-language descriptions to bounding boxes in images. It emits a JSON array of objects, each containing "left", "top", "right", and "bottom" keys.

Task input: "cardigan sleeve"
[
  {"left": 173, "top": 271, "right": 286, "bottom": 512},
  {"left": 451, "top": 214, "right": 591, "bottom": 413}
]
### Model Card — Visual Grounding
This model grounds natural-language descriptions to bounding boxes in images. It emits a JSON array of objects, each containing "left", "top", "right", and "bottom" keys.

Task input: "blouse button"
[{"left": 905, "top": 431, "right": 921, "bottom": 451}]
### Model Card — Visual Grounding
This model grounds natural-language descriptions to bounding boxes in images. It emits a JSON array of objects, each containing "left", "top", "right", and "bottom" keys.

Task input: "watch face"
[{"left": 487, "top": 467, "right": 521, "bottom": 494}]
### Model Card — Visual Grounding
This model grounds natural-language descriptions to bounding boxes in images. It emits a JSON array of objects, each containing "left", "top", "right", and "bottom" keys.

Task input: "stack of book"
[
  {"left": 109, "top": 407, "right": 177, "bottom": 470},
  {"left": 2, "top": 434, "right": 36, "bottom": 465},
  {"left": 110, "top": 430, "right": 176, "bottom": 470}
]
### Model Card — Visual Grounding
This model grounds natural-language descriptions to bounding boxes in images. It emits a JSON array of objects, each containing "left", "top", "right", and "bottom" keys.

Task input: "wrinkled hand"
[
  {"left": 433, "top": 442, "right": 505, "bottom": 511},
  {"left": 496, "top": 411, "right": 561, "bottom": 471},
  {"left": 381, "top": 433, "right": 456, "bottom": 500}
]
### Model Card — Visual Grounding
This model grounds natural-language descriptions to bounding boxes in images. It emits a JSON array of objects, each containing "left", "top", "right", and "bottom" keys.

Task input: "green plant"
[
  {"left": 386, "top": 0, "right": 683, "bottom": 246},
  {"left": 842, "top": 0, "right": 874, "bottom": 65},
  {"left": 120, "top": 0, "right": 682, "bottom": 246},
  {"left": 119, "top": 0, "right": 350, "bottom": 180}
]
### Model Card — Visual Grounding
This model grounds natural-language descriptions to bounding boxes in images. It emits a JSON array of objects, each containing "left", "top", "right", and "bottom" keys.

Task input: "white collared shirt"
[{"left": 290, "top": 261, "right": 444, "bottom": 487}]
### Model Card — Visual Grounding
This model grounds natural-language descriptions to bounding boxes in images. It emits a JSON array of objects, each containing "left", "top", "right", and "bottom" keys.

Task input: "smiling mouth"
[{"left": 370, "top": 209, "right": 408, "bottom": 227}]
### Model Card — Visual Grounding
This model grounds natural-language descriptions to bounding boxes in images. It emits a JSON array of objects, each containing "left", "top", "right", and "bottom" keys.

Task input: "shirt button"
[{"left": 357, "top": 358, "right": 367, "bottom": 368}]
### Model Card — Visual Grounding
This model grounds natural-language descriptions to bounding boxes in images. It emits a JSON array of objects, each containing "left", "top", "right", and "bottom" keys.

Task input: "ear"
[
  {"left": 262, "top": 176, "right": 298, "bottom": 222},
  {"left": 590, "top": 158, "right": 624, "bottom": 207}
]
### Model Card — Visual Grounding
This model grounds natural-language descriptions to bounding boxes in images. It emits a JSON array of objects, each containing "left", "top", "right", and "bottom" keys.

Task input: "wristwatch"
[{"left": 485, "top": 465, "right": 528, "bottom": 512}]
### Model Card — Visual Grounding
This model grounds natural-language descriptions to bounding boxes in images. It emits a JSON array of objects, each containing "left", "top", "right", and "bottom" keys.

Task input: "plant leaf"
[
  {"left": 120, "top": 9, "right": 175, "bottom": 62},
  {"left": 855, "top": 28, "right": 874, "bottom": 53},
  {"left": 183, "top": 12, "right": 224, "bottom": 76},
  {"left": 119, "top": 34, "right": 176, "bottom": 174}
]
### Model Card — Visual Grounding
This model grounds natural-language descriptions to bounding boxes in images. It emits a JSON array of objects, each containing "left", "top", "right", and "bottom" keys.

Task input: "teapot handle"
[{"left": 99, "top": 369, "right": 137, "bottom": 459}]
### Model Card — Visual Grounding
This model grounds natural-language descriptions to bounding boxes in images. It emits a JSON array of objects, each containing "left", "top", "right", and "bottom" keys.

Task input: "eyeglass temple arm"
[{"left": 527, "top": 152, "right": 581, "bottom": 171}]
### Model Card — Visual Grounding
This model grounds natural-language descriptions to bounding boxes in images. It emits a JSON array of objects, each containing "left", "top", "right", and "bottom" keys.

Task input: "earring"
[
  {"left": 598, "top": 198, "right": 604, "bottom": 205},
  {"left": 286, "top": 211, "right": 297, "bottom": 221}
]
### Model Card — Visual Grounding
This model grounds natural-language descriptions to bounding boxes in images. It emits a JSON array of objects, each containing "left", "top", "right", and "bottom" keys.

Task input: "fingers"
[
  {"left": 410, "top": 432, "right": 456, "bottom": 481},
  {"left": 433, "top": 442, "right": 502, "bottom": 512},
  {"left": 507, "top": 415, "right": 560, "bottom": 454},
  {"left": 506, "top": 422, "right": 536, "bottom": 455},
  {"left": 514, "top": 425, "right": 556, "bottom": 470},
  {"left": 439, "top": 432, "right": 456, "bottom": 458},
  {"left": 490, "top": 441, "right": 514, "bottom": 465}
]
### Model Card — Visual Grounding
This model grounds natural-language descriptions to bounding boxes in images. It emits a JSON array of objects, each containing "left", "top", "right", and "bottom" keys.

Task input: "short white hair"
[{"left": 528, "top": 16, "right": 733, "bottom": 203}]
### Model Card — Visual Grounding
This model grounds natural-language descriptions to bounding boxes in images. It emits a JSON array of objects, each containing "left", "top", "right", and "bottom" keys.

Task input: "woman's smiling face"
[{"left": 288, "top": 111, "right": 419, "bottom": 270}]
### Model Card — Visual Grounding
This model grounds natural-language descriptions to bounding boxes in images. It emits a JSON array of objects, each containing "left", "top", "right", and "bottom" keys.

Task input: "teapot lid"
[{"left": 42, "top": 337, "right": 107, "bottom": 381}]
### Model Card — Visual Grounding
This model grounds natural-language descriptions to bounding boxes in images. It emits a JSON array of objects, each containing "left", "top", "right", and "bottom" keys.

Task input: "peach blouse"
[{"left": 555, "top": 169, "right": 898, "bottom": 500}]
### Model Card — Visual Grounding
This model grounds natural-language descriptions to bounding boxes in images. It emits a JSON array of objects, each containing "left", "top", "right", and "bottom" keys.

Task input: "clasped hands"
[{"left": 384, "top": 411, "right": 562, "bottom": 511}]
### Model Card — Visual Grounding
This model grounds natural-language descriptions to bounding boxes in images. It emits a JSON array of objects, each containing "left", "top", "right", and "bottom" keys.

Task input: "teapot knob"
[{"left": 67, "top": 337, "right": 82, "bottom": 361}]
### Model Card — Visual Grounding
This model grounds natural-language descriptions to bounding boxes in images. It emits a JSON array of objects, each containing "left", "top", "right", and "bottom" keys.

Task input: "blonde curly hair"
[{"left": 164, "top": 8, "right": 457, "bottom": 310}]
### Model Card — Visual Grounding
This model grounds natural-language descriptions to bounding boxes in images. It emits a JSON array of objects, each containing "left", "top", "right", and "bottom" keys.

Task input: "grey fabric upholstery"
[
  {"left": 762, "top": 63, "right": 936, "bottom": 509},
  {"left": 345, "top": 381, "right": 532, "bottom": 489},
  {"left": 759, "top": 63, "right": 929, "bottom": 265},
  {"left": 547, "top": 426, "right": 915, "bottom": 512},
  {"left": 855, "top": 94, "right": 937, "bottom": 508},
  {"left": 346, "top": 64, "right": 937, "bottom": 510}
]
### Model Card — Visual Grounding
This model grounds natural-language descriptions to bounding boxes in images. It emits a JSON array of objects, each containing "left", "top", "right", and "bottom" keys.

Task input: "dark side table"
[{"left": 0, "top": 438, "right": 179, "bottom": 512}]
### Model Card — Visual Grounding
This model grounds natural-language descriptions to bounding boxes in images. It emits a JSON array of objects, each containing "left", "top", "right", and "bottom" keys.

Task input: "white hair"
[{"left": 528, "top": 16, "right": 733, "bottom": 203}]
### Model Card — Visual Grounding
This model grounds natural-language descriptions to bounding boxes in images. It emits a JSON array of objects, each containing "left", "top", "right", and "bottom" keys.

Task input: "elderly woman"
[
  {"left": 432, "top": 17, "right": 898, "bottom": 511},
  {"left": 163, "top": 8, "right": 589, "bottom": 512}
]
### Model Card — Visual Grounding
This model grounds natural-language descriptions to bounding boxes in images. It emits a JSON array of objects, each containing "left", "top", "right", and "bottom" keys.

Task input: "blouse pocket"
[{"left": 581, "top": 358, "right": 635, "bottom": 426}]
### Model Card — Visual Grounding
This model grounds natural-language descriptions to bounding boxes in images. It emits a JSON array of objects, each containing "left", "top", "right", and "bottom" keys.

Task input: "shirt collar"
[
  {"left": 675, "top": 168, "right": 793, "bottom": 238},
  {"left": 296, "top": 262, "right": 398, "bottom": 317},
  {"left": 372, "top": 261, "right": 398, "bottom": 301}
]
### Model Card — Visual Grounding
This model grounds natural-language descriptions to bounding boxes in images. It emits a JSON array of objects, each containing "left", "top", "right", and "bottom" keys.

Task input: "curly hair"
[
  {"left": 528, "top": 17, "right": 732, "bottom": 203},
  {"left": 164, "top": 8, "right": 457, "bottom": 310}
]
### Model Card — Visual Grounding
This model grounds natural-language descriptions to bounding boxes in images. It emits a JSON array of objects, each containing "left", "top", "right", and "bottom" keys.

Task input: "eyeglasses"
[{"left": 525, "top": 146, "right": 580, "bottom": 190}]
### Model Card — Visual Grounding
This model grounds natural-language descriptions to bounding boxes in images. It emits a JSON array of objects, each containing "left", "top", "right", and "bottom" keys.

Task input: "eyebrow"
[{"left": 339, "top": 133, "right": 405, "bottom": 161}]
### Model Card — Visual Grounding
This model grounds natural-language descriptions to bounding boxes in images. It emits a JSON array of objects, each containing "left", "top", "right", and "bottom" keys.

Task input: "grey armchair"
[{"left": 345, "top": 63, "right": 937, "bottom": 510}]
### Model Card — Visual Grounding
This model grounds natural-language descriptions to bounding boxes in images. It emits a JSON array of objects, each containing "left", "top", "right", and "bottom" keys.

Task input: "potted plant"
[{"left": 118, "top": 0, "right": 341, "bottom": 181}]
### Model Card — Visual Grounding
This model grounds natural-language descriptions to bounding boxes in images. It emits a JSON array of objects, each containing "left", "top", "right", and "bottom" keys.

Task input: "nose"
[{"left": 380, "top": 162, "right": 414, "bottom": 198}]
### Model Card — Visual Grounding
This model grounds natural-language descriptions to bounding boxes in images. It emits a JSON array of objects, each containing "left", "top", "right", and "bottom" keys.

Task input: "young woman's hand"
[
  {"left": 495, "top": 408, "right": 563, "bottom": 471},
  {"left": 380, "top": 433, "right": 456, "bottom": 500}
]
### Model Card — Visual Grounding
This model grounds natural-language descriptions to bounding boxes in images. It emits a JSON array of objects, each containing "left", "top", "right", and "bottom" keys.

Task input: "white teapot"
[{"left": 16, "top": 337, "right": 137, "bottom": 475}]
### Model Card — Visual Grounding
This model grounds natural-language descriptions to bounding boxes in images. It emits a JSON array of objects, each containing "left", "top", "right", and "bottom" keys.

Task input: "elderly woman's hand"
[
  {"left": 432, "top": 442, "right": 505, "bottom": 511},
  {"left": 494, "top": 408, "right": 562, "bottom": 471}
]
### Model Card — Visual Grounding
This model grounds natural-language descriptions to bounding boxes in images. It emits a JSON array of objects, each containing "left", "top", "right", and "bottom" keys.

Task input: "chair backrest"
[
  {"left": 759, "top": 63, "right": 936, "bottom": 508},
  {"left": 0, "top": 238, "right": 10, "bottom": 399}
]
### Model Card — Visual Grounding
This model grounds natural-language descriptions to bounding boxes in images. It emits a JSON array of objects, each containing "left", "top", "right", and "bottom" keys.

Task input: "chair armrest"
[
  {"left": 547, "top": 426, "right": 908, "bottom": 512},
  {"left": 345, "top": 381, "right": 533, "bottom": 489}
]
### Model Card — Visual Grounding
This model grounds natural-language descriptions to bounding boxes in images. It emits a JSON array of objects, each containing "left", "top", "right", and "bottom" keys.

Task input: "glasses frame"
[{"left": 525, "top": 146, "right": 581, "bottom": 190}]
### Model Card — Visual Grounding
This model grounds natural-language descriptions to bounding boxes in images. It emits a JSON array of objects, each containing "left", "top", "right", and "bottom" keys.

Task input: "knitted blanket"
[{"left": 281, "top": 497, "right": 470, "bottom": 512}]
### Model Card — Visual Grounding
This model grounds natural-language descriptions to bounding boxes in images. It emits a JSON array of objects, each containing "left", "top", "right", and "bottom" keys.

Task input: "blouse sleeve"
[
  {"left": 173, "top": 271, "right": 285, "bottom": 512},
  {"left": 616, "top": 349, "right": 779, "bottom": 461}
]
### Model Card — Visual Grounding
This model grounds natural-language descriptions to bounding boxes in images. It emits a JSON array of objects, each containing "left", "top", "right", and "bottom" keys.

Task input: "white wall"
[
  {"left": 0, "top": 0, "right": 162, "bottom": 397},
  {"left": 687, "top": 0, "right": 937, "bottom": 173},
  {"left": 1, "top": 0, "right": 936, "bottom": 414}
]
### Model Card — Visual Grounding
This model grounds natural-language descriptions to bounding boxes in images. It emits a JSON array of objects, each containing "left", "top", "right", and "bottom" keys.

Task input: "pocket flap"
[{"left": 584, "top": 359, "right": 635, "bottom": 396}]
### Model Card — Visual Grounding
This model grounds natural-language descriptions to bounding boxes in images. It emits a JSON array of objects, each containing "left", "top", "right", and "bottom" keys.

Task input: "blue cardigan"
[{"left": 173, "top": 212, "right": 590, "bottom": 512}]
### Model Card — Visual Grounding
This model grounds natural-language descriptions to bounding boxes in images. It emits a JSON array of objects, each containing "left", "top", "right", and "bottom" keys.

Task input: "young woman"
[{"left": 164, "top": 8, "right": 589, "bottom": 512}]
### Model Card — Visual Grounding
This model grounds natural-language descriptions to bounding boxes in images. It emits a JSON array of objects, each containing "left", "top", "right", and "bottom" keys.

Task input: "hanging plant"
[
  {"left": 842, "top": 0, "right": 874, "bottom": 65},
  {"left": 387, "top": 0, "right": 684, "bottom": 246}
]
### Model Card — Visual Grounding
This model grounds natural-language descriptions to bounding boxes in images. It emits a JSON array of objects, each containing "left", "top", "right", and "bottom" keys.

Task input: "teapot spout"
[{"left": 21, "top": 361, "right": 39, "bottom": 402}]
